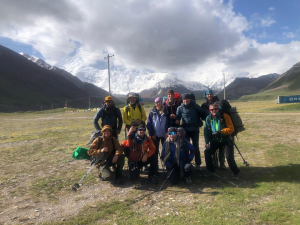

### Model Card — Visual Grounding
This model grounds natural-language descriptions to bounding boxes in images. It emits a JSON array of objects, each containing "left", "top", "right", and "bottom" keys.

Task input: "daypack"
[
  {"left": 216, "top": 100, "right": 245, "bottom": 137},
  {"left": 88, "top": 130, "right": 102, "bottom": 146},
  {"left": 178, "top": 104, "right": 204, "bottom": 127}
]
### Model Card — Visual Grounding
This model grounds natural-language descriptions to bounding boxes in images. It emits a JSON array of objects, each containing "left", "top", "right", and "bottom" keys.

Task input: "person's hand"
[
  {"left": 101, "top": 147, "right": 108, "bottom": 153},
  {"left": 116, "top": 130, "right": 120, "bottom": 135},
  {"left": 142, "top": 153, "right": 148, "bottom": 162},
  {"left": 170, "top": 114, "right": 176, "bottom": 119},
  {"left": 152, "top": 135, "right": 156, "bottom": 140},
  {"left": 205, "top": 144, "right": 210, "bottom": 149},
  {"left": 129, "top": 126, "right": 136, "bottom": 134},
  {"left": 175, "top": 120, "right": 180, "bottom": 125},
  {"left": 137, "top": 119, "right": 141, "bottom": 125},
  {"left": 112, "top": 155, "right": 119, "bottom": 163}
]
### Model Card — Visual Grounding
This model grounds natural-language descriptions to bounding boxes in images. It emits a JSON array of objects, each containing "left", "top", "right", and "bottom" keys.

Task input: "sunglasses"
[
  {"left": 169, "top": 132, "right": 176, "bottom": 135},
  {"left": 138, "top": 129, "right": 146, "bottom": 131},
  {"left": 210, "top": 108, "right": 219, "bottom": 111},
  {"left": 155, "top": 102, "right": 161, "bottom": 104}
]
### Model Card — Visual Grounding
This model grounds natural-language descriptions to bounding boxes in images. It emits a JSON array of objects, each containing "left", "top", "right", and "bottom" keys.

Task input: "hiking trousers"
[
  {"left": 99, "top": 154, "right": 125, "bottom": 180},
  {"left": 167, "top": 161, "right": 193, "bottom": 185},
  {"left": 204, "top": 140, "right": 240, "bottom": 174},
  {"left": 185, "top": 130, "right": 201, "bottom": 166},
  {"left": 128, "top": 155, "right": 156, "bottom": 180},
  {"left": 152, "top": 136, "right": 166, "bottom": 173}
]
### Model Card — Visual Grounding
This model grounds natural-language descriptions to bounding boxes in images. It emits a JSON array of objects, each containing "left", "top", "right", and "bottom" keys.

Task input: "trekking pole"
[
  {"left": 72, "top": 153, "right": 106, "bottom": 192},
  {"left": 157, "top": 151, "right": 166, "bottom": 177},
  {"left": 150, "top": 167, "right": 174, "bottom": 206},
  {"left": 229, "top": 136, "right": 249, "bottom": 167}
]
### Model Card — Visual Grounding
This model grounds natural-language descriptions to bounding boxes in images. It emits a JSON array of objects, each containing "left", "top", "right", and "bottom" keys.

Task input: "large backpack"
[{"left": 216, "top": 100, "right": 245, "bottom": 137}]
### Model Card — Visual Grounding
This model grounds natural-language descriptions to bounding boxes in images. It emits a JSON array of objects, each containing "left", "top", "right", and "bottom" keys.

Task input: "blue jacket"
[
  {"left": 93, "top": 104, "right": 123, "bottom": 131},
  {"left": 147, "top": 106, "right": 169, "bottom": 137},
  {"left": 176, "top": 101, "right": 209, "bottom": 131},
  {"left": 161, "top": 138, "right": 195, "bottom": 167}
]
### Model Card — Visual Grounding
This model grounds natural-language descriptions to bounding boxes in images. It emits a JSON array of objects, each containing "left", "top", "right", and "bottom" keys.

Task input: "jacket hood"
[{"left": 102, "top": 125, "right": 113, "bottom": 139}]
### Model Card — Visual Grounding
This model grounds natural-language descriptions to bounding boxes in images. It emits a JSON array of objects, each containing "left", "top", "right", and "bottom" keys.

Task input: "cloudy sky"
[{"left": 1, "top": 0, "right": 300, "bottom": 82}]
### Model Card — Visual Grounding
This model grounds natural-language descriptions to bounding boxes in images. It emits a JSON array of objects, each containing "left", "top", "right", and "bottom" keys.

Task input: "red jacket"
[{"left": 122, "top": 136, "right": 156, "bottom": 162}]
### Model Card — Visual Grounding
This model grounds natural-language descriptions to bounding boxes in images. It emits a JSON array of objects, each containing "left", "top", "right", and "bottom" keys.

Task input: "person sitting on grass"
[
  {"left": 88, "top": 125, "right": 125, "bottom": 184},
  {"left": 203, "top": 103, "right": 240, "bottom": 180},
  {"left": 160, "top": 127, "right": 195, "bottom": 185},
  {"left": 122, "top": 124, "right": 158, "bottom": 184}
]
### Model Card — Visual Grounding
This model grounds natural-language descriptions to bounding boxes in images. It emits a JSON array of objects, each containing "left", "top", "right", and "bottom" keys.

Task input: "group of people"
[{"left": 87, "top": 89, "right": 240, "bottom": 185}]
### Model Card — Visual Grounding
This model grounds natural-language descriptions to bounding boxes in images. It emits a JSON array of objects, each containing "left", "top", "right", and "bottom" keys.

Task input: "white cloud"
[
  {"left": 283, "top": 32, "right": 295, "bottom": 39},
  {"left": 0, "top": 0, "right": 299, "bottom": 86},
  {"left": 269, "top": 7, "right": 275, "bottom": 11},
  {"left": 261, "top": 17, "right": 276, "bottom": 27}
]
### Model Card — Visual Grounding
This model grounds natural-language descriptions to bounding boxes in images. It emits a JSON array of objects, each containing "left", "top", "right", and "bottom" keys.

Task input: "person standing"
[
  {"left": 175, "top": 93, "right": 209, "bottom": 170},
  {"left": 204, "top": 103, "right": 240, "bottom": 180},
  {"left": 93, "top": 96, "right": 123, "bottom": 138},
  {"left": 164, "top": 89, "right": 181, "bottom": 128},
  {"left": 147, "top": 97, "right": 169, "bottom": 175},
  {"left": 201, "top": 89, "right": 225, "bottom": 169},
  {"left": 123, "top": 93, "right": 147, "bottom": 132}
]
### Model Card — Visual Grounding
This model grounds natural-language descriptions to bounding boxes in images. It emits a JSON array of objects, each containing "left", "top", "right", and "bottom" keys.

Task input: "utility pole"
[
  {"left": 223, "top": 71, "right": 226, "bottom": 100},
  {"left": 104, "top": 54, "right": 114, "bottom": 96}
]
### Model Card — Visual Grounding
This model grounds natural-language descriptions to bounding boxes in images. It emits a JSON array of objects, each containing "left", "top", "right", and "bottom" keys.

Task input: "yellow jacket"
[{"left": 123, "top": 104, "right": 147, "bottom": 126}]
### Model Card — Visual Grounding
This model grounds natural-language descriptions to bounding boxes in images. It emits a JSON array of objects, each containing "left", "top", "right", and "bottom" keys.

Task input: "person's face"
[
  {"left": 183, "top": 98, "right": 191, "bottom": 105},
  {"left": 105, "top": 100, "right": 113, "bottom": 106},
  {"left": 169, "top": 131, "right": 177, "bottom": 141},
  {"left": 129, "top": 97, "right": 136, "bottom": 104},
  {"left": 168, "top": 93, "right": 174, "bottom": 102},
  {"left": 103, "top": 129, "right": 111, "bottom": 138},
  {"left": 206, "top": 94, "right": 213, "bottom": 101},
  {"left": 155, "top": 101, "right": 162, "bottom": 110},
  {"left": 138, "top": 128, "right": 146, "bottom": 137},
  {"left": 209, "top": 106, "right": 219, "bottom": 116}
]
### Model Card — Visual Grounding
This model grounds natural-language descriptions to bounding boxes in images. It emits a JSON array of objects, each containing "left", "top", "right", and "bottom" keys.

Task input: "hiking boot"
[
  {"left": 233, "top": 174, "right": 239, "bottom": 181},
  {"left": 143, "top": 166, "right": 149, "bottom": 172},
  {"left": 147, "top": 176, "right": 158, "bottom": 184},
  {"left": 196, "top": 165, "right": 202, "bottom": 171},
  {"left": 99, "top": 175, "right": 106, "bottom": 181},
  {"left": 185, "top": 176, "right": 192, "bottom": 185},
  {"left": 219, "top": 164, "right": 226, "bottom": 170}
]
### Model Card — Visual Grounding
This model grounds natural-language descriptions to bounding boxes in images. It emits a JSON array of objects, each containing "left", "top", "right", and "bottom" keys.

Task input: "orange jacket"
[{"left": 122, "top": 136, "right": 156, "bottom": 162}]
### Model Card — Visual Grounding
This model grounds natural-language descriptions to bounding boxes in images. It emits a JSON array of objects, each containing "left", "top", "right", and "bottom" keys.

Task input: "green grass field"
[{"left": 0, "top": 101, "right": 300, "bottom": 224}]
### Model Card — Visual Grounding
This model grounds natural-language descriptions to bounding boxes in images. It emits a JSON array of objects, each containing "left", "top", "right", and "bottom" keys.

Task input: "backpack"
[
  {"left": 179, "top": 104, "right": 203, "bottom": 127},
  {"left": 216, "top": 100, "right": 245, "bottom": 137}
]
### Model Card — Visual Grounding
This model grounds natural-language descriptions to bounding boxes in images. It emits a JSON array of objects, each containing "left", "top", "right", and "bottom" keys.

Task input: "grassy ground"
[{"left": 0, "top": 101, "right": 300, "bottom": 224}]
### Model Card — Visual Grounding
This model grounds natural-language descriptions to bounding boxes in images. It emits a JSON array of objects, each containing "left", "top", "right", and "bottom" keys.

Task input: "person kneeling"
[
  {"left": 88, "top": 125, "right": 125, "bottom": 184},
  {"left": 122, "top": 124, "right": 158, "bottom": 184},
  {"left": 161, "top": 127, "right": 195, "bottom": 185}
]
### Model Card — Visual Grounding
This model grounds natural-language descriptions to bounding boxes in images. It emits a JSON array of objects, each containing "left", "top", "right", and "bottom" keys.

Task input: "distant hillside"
[
  {"left": 0, "top": 45, "right": 118, "bottom": 112},
  {"left": 261, "top": 62, "right": 300, "bottom": 92},
  {"left": 217, "top": 73, "right": 280, "bottom": 100},
  {"left": 239, "top": 62, "right": 300, "bottom": 101}
]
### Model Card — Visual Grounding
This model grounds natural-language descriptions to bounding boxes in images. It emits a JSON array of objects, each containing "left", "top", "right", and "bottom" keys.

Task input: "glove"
[{"left": 212, "top": 131, "right": 221, "bottom": 138}]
